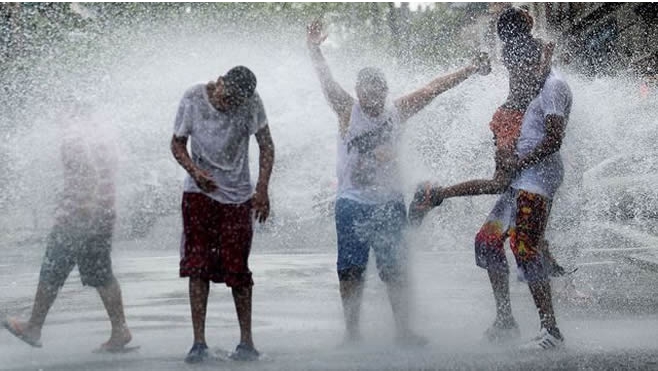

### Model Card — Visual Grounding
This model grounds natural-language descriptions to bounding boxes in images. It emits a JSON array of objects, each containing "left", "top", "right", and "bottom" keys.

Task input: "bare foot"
[
  {"left": 3, "top": 316, "right": 42, "bottom": 347},
  {"left": 100, "top": 325, "right": 132, "bottom": 351}
]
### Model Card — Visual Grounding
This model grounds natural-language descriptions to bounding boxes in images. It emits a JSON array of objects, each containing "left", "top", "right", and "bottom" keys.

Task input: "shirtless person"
[
  {"left": 415, "top": 8, "right": 574, "bottom": 348},
  {"left": 3, "top": 100, "right": 132, "bottom": 352},
  {"left": 408, "top": 7, "right": 566, "bottom": 279}
]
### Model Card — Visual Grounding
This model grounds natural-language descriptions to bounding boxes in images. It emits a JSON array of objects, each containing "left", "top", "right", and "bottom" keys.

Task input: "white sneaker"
[{"left": 520, "top": 328, "right": 564, "bottom": 350}]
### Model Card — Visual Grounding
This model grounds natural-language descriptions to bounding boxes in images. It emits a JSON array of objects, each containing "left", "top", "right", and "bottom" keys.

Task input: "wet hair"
[
  {"left": 497, "top": 7, "right": 533, "bottom": 44},
  {"left": 356, "top": 67, "right": 388, "bottom": 93},
  {"left": 223, "top": 66, "right": 257, "bottom": 99}
]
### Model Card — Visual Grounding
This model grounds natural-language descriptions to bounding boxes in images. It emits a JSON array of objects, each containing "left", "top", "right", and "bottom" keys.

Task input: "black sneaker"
[
  {"left": 408, "top": 182, "right": 443, "bottom": 226},
  {"left": 229, "top": 343, "right": 260, "bottom": 361},
  {"left": 184, "top": 342, "right": 209, "bottom": 364}
]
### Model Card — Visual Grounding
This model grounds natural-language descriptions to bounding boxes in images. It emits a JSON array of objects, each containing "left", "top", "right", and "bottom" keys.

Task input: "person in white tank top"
[{"left": 307, "top": 19, "right": 491, "bottom": 346}]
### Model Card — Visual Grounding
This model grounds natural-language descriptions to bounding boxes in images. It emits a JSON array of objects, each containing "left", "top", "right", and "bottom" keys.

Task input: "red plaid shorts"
[{"left": 180, "top": 192, "right": 254, "bottom": 287}]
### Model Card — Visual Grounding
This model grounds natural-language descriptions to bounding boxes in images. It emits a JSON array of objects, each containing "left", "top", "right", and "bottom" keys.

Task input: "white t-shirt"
[
  {"left": 336, "top": 103, "right": 404, "bottom": 204},
  {"left": 173, "top": 83, "right": 268, "bottom": 204},
  {"left": 511, "top": 71, "right": 573, "bottom": 199}
]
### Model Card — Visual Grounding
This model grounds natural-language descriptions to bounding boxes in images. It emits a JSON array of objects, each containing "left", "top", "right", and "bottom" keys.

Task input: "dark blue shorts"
[
  {"left": 335, "top": 197, "right": 407, "bottom": 282},
  {"left": 39, "top": 222, "right": 115, "bottom": 288}
]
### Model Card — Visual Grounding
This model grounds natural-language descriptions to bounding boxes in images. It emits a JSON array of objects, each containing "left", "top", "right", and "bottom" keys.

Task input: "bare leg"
[
  {"left": 528, "top": 280, "right": 562, "bottom": 338},
  {"left": 386, "top": 276, "right": 427, "bottom": 346},
  {"left": 97, "top": 277, "right": 131, "bottom": 348},
  {"left": 385, "top": 279, "right": 410, "bottom": 335},
  {"left": 232, "top": 286, "right": 254, "bottom": 347},
  {"left": 189, "top": 277, "right": 210, "bottom": 344},
  {"left": 18, "top": 281, "right": 60, "bottom": 341},
  {"left": 339, "top": 277, "right": 364, "bottom": 341},
  {"left": 487, "top": 269, "right": 515, "bottom": 326}
]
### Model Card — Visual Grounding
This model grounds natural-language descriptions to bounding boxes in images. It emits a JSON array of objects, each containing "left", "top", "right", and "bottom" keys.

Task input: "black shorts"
[{"left": 39, "top": 223, "right": 115, "bottom": 288}]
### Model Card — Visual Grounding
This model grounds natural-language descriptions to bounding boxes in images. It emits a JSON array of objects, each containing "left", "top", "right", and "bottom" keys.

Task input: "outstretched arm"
[
  {"left": 438, "top": 148, "right": 516, "bottom": 199},
  {"left": 307, "top": 20, "right": 354, "bottom": 135},
  {"left": 395, "top": 53, "right": 490, "bottom": 122},
  {"left": 439, "top": 171, "right": 511, "bottom": 199}
]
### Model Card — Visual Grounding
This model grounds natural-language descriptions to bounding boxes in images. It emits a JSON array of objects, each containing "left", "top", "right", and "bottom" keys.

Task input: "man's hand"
[
  {"left": 472, "top": 52, "right": 491, "bottom": 76},
  {"left": 192, "top": 168, "right": 218, "bottom": 193},
  {"left": 307, "top": 19, "right": 328, "bottom": 47},
  {"left": 252, "top": 185, "right": 270, "bottom": 223}
]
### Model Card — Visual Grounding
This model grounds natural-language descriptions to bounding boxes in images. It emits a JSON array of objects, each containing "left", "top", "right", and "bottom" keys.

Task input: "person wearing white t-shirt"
[
  {"left": 306, "top": 19, "right": 491, "bottom": 346},
  {"left": 472, "top": 39, "right": 572, "bottom": 350},
  {"left": 171, "top": 66, "right": 275, "bottom": 362},
  {"left": 509, "top": 68, "right": 572, "bottom": 350}
]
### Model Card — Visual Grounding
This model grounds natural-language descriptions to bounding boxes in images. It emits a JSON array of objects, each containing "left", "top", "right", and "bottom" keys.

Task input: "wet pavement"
[{"left": 2, "top": 235, "right": 658, "bottom": 371}]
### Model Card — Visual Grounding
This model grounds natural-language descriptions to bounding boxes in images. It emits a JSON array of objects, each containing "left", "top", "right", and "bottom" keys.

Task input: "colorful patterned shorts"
[{"left": 474, "top": 188, "right": 551, "bottom": 282}]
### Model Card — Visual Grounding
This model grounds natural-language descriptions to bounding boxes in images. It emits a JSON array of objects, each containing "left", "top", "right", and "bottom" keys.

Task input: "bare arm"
[
  {"left": 439, "top": 147, "right": 516, "bottom": 199},
  {"left": 395, "top": 53, "right": 490, "bottom": 122},
  {"left": 440, "top": 171, "right": 511, "bottom": 199},
  {"left": 170, "top": 135, "right": 218, "bottom": 193},
  {"left": 171, "top": 135, "right": 198, "bottom": 177},
  {"left": 252, "top": 125, "right": 275, "bottom": 223},
  {"left": 307, "top": 20, "right": 354, "bottom": 134}
]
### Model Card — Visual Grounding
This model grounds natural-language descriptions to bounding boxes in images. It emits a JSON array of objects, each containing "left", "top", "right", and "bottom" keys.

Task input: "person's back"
[{"left": 57, "top": 117, "right": 118, "bottom": 230}]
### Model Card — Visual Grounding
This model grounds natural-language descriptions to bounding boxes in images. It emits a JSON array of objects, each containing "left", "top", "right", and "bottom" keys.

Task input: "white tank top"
[{"left": 336, "top": 103, "right": 403, "bottom": 204}]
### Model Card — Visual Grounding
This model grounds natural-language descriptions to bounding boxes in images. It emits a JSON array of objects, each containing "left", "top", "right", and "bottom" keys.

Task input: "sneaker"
[
  {"left": 229, "top": 343, "right": 260, "bottom": 361},
  {"left": 408, "top": 182, "right": 443, "bottom": 226},
  {"left": 520, "top": 328, "right": 564, "bottom": 350},
  {"left": 484, "top": 320, "right": 521, "bottom": 343},
  {"left": 184, "top": 342, "right": 209, "bottom": 364}
]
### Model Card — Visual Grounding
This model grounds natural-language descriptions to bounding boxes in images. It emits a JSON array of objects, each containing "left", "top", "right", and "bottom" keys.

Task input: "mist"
[{"left": 2, "top": 5, "right": 658, "bottom": 370}]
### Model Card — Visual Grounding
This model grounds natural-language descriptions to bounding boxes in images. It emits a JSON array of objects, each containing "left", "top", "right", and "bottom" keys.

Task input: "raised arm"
[
  {"left": 395, "top": 53, "right": 491, "bottom": 122},
  {"left": 306, "top": 20, "right": 354, "bottom": 134}
]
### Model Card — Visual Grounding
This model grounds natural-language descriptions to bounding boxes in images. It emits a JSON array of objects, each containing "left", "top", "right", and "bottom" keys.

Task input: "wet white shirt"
[
  {"left": 174, "top": 84, "right": 268, "bottom": 204},
  {"left": 336, "top": 103, "right": 404, "bottom": 204},
  {"left": 512, "top": 71, "right": 573, "bottom": 199}
]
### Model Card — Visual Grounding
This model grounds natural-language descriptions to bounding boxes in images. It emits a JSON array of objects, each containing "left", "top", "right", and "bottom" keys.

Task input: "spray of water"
[{"left": 2, "top": 9, "right": 658, "bottom": 369}]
